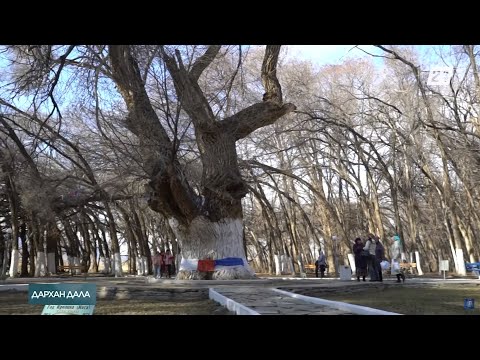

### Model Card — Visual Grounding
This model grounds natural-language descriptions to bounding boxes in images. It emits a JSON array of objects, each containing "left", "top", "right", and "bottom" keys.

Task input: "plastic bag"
[{"left": 380, "top": 260, "right": 390, "bottom": 270}]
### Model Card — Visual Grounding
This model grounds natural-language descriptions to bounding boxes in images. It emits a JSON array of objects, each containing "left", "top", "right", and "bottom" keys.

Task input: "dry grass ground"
[
  {"left": 0, "top": 289, "right": 232, "bottom": 315},
  {"left": 284, "top": 282, "right": 480, "bottom": 315}
]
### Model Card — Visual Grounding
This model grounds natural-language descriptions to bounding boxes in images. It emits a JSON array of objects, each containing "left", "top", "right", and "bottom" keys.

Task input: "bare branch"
[
  {"left": 0, "top": 115, "right": 40, "bottom": 177},
  {"left": 159, "top": 46, "right": 216, "bottom": 130},
  {"left": 223, "top": 102, "right": 296, "bottom": 140},
  {"left": 46, "top": 45, "right": 76, "bottom": 123},
  {"left": 261, "top": 45, "right": 283, "bottom": 104},
  {"left": 109, "top": 45, "right": 200, "bottom": 222},
  {"left": 190, "top": 45, "right": 221, "bottom": 81}
]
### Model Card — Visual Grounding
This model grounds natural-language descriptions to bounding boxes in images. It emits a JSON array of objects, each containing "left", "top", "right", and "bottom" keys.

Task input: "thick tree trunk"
[
  {"left": 28, "top": 219, "right": 39, "bottom": 277},
  {"left": 131, "top": 205, "right": 150, "bottom": 275},
  {"left": 104, "top": 202, "right": 123, "bottom": 277},
  {"left": 8, "top": 214, "right": 19, "bottom": 278},
  {"left": 171, "top": 216, "right": 255, "bottom": 279},
  {"left": 113, "top": 253, "right": 122, "bottom": 277},
  {"left": 19, "top": 223, "right": 29, "bottom": 276},
  {"left": 104, "top": 254, "right": 111, "bottom": 275},
  {"left": 87, "top": 226, "right": 98, "bottom": 273},
  {"left": 79, "top": 219, "right": 91, "bottom": 273},
  {"left": 46, "top": 222, "right": 59, "bottom": 275},
  {"left": 95, "top": 217, "right": 111, "bottom": 274},
  {"left": 0, "top": 231, "right": 5, "bottom": 277}
]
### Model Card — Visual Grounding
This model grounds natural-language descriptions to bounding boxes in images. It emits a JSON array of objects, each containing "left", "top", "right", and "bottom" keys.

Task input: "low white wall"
[{"left": 209, "top": 288, "right": 260, "bottom": 315}]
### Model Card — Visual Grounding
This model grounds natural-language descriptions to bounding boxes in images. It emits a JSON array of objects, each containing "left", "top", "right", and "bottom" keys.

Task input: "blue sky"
[
  {"left": 285, "top": 45, "right": 451, "bottom": 68},
  {"left": 286, "top": 45, "right": 379, "bottom": 65}
]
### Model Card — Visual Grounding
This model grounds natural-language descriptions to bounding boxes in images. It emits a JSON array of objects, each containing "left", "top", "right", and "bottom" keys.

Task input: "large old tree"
[{"left": 109, "top": 45, "right": 295, "bottom": 279}]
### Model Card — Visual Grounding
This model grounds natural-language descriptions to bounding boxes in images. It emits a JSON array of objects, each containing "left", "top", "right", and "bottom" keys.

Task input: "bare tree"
[{"left": 107, "top": 45, "right": 295, "bottom": 279}]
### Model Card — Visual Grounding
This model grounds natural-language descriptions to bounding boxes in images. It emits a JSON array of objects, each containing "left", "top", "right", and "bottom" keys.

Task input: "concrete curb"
[
  {"left": 209, "top": 288, "right": 260, "bottom": 315},
  {"left": 146, "top": 277, "right": 271, "bottom": 285},
  {"left": 272, "top": 288, "right": 402, "bottom": 315}
]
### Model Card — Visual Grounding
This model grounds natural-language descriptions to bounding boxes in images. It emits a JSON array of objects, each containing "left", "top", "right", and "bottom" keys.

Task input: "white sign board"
[
  {"left": 339, "top": 265, "right": 351, "bottom": 281},
  {"left": 42, "top": 305, "right": 95, "bottom": 315},
  {"left": 440, "top": 260, "right": 449, "bottom": 271},
  {"left": 427, "top": 67, "right": 453, "bottom": 86}
]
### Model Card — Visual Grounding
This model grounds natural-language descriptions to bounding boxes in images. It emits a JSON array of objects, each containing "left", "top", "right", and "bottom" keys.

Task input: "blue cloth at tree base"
[
  {"left": 214, "top": 257, "right": 244, "bottom": 266},
  {"left": 466, "top": 262, "right": 480, "bottom": 271}
]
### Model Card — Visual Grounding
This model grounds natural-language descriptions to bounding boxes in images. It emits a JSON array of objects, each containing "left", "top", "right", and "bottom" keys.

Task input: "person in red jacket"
[
  {"left": 159, "top": 250, "right": 166, "bottom": 278},
  {"left": 164, "top": 249, "right": 174, "bottom": 278}
]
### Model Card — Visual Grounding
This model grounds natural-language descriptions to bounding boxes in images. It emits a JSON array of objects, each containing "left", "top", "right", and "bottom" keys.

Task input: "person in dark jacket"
[
  {"left": 315, "top": 251, "right": 327, "bottom": 278},
  {"left": 353, "top": 238, "right": 367, "bottom": 281},
  {"left": 375, "top": 236, "right": 385, "bottom": 282}
]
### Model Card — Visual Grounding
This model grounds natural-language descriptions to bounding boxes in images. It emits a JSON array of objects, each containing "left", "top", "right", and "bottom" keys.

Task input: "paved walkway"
[{"left": 210, "top": 287, "right": 356, "bottom": 314}]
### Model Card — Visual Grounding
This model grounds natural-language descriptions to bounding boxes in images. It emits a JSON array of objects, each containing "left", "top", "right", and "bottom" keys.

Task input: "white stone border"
[
  {"left": 209, "top": 288, "right": 260, "bottom": 315},
  {"left": 272, "top": 288, "right": 402, "bottom": 315}
]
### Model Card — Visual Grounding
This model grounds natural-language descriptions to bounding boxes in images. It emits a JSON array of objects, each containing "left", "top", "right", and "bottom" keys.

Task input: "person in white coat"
[
  {"left": 391, "top": 235, "right": 405, "bottom": 282},
  {"left": 363, "top": 233, "right": 379, "bottom": 281}
]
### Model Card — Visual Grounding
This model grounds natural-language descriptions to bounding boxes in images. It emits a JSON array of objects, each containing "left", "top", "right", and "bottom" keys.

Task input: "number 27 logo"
[
  {"left": 431, "top": 70, "right": 449, "bottom": 83},
  {"left": 427, "top": 67, "right": 453, "bottom": 86}
]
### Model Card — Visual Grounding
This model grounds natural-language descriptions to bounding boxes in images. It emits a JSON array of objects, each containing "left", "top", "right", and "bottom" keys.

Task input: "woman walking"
[{"left": 353, "top": 238, "right": 368, "bottom": 281}]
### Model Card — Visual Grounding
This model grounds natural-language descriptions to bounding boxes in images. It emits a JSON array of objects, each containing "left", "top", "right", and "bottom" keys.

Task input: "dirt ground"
[
  {"left": 282, "top": 282, "right": 480, "bottom": 315},
  {"left": 0, "top": 289, "right": 233, "bottom": 315}
]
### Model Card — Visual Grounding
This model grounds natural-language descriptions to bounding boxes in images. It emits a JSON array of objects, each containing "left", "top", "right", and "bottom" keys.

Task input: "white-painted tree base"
[
  {"left": 177, "top": 256, "right": 255, "bottom": 280},
  {"left": 415, "top": 251, "right": 424, "bottom": 275},
  {"left": 9, "top": 250, "right": 20, "bottom": 278},
  {"left": 35, "top": 252, "right": 47, "bottom": 277},
  {"left": 142, "top": 256, "right": 148, "bottom": 275},
  {"left": 169, "top": 216, "right": 256, "bottom": 280},
  {"left": 274, "top": 254, "right": 281, "bottom": 275},
  {"left": 136, "top": 256, "right": 148, "bottom": 276},
  {"left": 136, "top": 257, "right": 142, "bottom": 276},
  {"left": 73, "top": 257, "right": 81, "bottom": 275},
  {"left": 176, "top": 266, "right": 256, "bottom": 280},
  {"left": 114, "top": 252, "right": 123, "bottom": 277},
  {"left": 455, "top": 248, "right": 466, "bottom": 276},
  {"left": 89, "top": 253, "right": 96, "bottom": 273}
]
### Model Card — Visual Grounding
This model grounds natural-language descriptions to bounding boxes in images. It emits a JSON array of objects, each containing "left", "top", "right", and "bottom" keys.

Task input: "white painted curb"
[
  {"left": 272, "top": 288, "right": 402, "bottom": 315},
  {"left": 209, "top": 288, "right": 260, "bottom": 315}
]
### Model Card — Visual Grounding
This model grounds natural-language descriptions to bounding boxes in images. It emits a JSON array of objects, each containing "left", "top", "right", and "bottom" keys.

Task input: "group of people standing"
[
  {"left": 353, "top": 233, "right": 405, "bottom": 283},
  {"left": 152, "top": 249, "right": 175, "bottom": 279}
]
